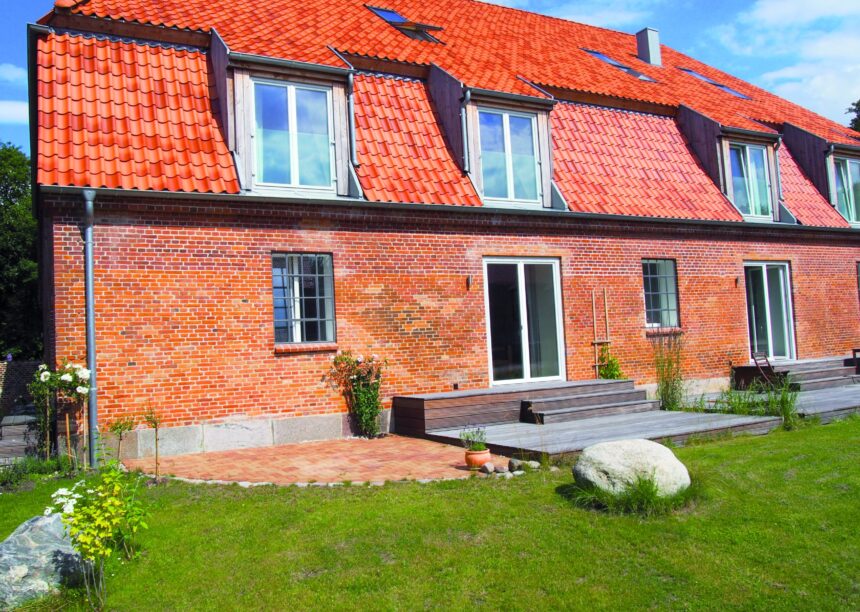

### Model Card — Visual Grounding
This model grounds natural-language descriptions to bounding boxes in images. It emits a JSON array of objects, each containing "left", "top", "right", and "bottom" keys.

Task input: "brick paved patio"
[{"left": 123, "top": 435, "right": 504, "bottom": 485}]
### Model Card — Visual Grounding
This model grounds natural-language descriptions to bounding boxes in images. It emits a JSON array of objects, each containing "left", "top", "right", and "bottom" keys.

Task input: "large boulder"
[
  {"left": 573, "top": 439, "right": 690, "bottom": 497},
  {"left": 0, "top": 514, "right": 84, "bottom": 609}
]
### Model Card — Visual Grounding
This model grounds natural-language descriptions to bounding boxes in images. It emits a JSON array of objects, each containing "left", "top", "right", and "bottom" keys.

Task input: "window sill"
[
  {"left": 645, "top": 327, "right": 683, "bottom": 338},
  {"left": 274, "top": 342, "right": 338, "bottom": 355}
]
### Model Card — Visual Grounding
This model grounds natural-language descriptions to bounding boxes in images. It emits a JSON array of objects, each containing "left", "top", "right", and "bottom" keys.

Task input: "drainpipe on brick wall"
[
  {"left": 82, "top": 189, "right": 99, "bottom": 468},
  {"left": 460, "top": 88, "right": 471, "bottom": 173},
  {"left": 347, "top": 72, "right": 359, "bottom": 167}
]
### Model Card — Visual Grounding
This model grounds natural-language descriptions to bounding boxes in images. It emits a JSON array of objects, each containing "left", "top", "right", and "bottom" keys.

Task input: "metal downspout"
[
  {"left": 82, "top": 189, "right": 98, "bottom": 467},
  {"left": 460, "top": 88, "right": 471, "bottom": 173},
  {"left": 347, "top": 73, "right": 359, "bottom": 167}
]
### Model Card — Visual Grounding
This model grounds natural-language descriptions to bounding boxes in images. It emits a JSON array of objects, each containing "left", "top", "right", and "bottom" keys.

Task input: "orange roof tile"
[
  {"left": 37, "top": 32, "right": 240, "bottom": 193},
  {"left": 65, "top": 0, "right": 860, "bottom": 146},
  {"left": 353, "top": 74, "right": 480, "bottom": 206},
  {"left": 552, "top": 103, "right": 742, "bottom": 221},
  {"left": 778, "top": 147, "right": 849, "bottom": 228}
]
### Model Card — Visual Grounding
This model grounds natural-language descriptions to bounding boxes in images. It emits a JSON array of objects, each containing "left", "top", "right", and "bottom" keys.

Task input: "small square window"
[
  {"left": 678, "top": 67, "right": 750, "bottom": 100},
  {"left": 367, "top": 6, "right": 442, "bottom": 43},
  {"left": 272, "top": 253, "right": 336, "bottom": 344},
  {"left": 642, "top": 259, "right": 679, "bottom": 328}
]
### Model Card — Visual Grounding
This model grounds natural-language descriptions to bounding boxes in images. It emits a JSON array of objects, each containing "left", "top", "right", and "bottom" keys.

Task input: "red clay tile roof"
[
  {"left": 778, "top": 147, "right": 849, "bottom": 228},
  {"left": 37, "top": 32, "right": 240, "bottom": 193},
  {"left": 353, "top": 74, "right": 480, "bottom": 206},
  {"left": 63, "top": 0, "right": 860, "bottom": 146},
  {"left": 552, "top": 103, "right": 742, "bottom": 222}
]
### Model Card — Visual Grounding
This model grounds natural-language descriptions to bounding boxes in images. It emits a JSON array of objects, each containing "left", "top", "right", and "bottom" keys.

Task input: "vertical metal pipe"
[
  {"left": 347, "top": 73, "right": 358, "bottom": 167},
  {"left": 460, "top": 88, "right": 471, "bottom": 173},
  {"left": 82, "top": 189, "right": 98, "bottom": 468}
]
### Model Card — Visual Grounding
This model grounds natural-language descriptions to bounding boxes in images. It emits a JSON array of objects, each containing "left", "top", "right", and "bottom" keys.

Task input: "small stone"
[
  {"left": 480, "top": 462, "right": 495, "bottom": 474},
  {"left": 502, "top": 471, "right": 514, "bottom": 479},
  {"left": 512, "top": 470, "right": 525, "bottom": 476},
  {"left": 525, "top": 460, "right": 542, "bottom": 470},
  {"left": 549, "top": 466, "right": 560, "bottom": 473},
  {"left": 495, "top": 464, "right": 509, "bottom": 474},
  {"left": 508, "top": 458, "right": 523, "bottom": 471}
]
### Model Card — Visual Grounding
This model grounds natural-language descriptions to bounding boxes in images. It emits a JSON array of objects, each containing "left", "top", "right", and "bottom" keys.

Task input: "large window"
[
  {"left": 478, "top": 109, "right": 540, "bottom": 204},
  {"left": 834, "top": 158, "right": 860, "bottom": 224},
  {"left": 254, "top": 80, "right": 334, "bottom": 189},
  {"left": 728, "top": 143, "right": 772, "bottom": 218},
  {"left": 272, "top": 254, "right": 335, "bottom": 344},
  {"left": 642, "top": 259, "right": 679, "bottom": 328}
]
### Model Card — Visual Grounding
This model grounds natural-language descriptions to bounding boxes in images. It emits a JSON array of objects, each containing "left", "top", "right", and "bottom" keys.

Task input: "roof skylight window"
[
  {"left": 367, "top": 5, "right": 443, "bottom": 43},
  {"left": 679, "top": 67, "right": 751, "bottom": 99},
  {"left": 583, "top": 49, "right": 655, "bottom": 82}
]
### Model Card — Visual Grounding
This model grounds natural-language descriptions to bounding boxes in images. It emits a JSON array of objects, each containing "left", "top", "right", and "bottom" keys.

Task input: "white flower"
[
  {"left": 44, "top": 507, "right": 53, "bottom": 516},
  {"left": 62, "top": 501, "right": 76, "bottom": 514},
  {"left": 76, "top": 386, "right": 89, "bottom": 395},
  {"left": 38, "top": 364, "right": 47, "bottom": 371},
  {"left": 357, "top": 356, "right": 364, "bottom": 364},
  {"left": 53, "top": 488, "right": 71, "bottom": 497},
  {"left": 39, "top": 371, "right": 51, "bottom": 382},
  {"left": 76, "top": 367, "right": 91, "bottom": 380},
  {"left": 371, "top": 354, "right": 379, "bottom": 361},
  {"left": 60, "top": 373, "right": 73, "bottom": 382}
]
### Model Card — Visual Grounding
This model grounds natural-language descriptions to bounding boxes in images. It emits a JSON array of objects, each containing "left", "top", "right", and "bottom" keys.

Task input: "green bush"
[
  {"left": 651, "top": 334, "right": 685, "bottom": 411},
  {"left": 713, "top": 378, "right": 798, "bottom": 430},
  {"left": 597, "top": 344, "right": 625, "bottom": 379},
  {"left": 327, "top": 351, "right": 386, "bottom": 437},
  {"left": 0, "top": 455, "right": 75, "bottom": 490},
  {"left": 563, "top": 475, "right": 698, "bottom": 517}
]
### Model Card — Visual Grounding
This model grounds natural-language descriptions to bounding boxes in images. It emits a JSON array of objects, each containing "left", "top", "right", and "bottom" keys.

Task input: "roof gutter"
[
  {"left": 468, "top": 86, "right": 556, "bottom": 108},
  {"left": 227, "top": 51, "right": 352, "bottom": 76},
  {"left": 39, "top": 185, "right": 860, "bottom": 237}
]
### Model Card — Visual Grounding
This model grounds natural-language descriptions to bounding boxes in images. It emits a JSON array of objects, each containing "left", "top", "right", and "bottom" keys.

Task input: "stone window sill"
[
  {"left": 645, "top": 327, "right": 684, "bottom": 338},
  {"left": 274, "top": 342, "right": 338, "bottom": 355}
]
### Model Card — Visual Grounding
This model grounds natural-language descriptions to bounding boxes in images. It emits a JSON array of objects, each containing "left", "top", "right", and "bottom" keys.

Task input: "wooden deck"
[
  {"left": 426, "top": 410, "right": 781, "bottom": 458},
  {"left": 795, "top": 385, "right": 860, "bottom": 423}
]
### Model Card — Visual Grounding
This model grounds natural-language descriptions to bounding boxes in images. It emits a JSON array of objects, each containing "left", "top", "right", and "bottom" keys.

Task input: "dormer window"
[
  {"left": 834, "top": 157, "right": 860, "bottom": 224},
  {"left": 252, "top": 79, "right": 335, "bottom": 190},
  {"left": 478, "top": 108, "right": 541, "bottom": 205},
  {"left": 728, "top": 142, "right": 773, "bottom": 219}
]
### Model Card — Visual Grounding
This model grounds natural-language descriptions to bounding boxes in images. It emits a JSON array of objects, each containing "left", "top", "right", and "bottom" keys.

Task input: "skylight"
[
  {"left": 679, "top": 67, "right": 751, "bottom": 99},
  {"left": 367, "top": 5, "right": 442, "bottom": 43},
  {"left": 583, "top": 49, "right": 655, "bottom": 82}
]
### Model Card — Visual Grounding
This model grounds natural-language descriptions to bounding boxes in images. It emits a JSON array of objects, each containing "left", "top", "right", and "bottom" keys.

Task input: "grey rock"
[
  {"left": 0, "top": 515, "right": 84, "bottom": 609},
  {"left": 508, "top": 458, "right": 523, "bottom": 471},
  {"left": 502, "top": 471, "right": 514, "bottom": 479},
  {"left": 480, "top": 462, "right": 495, "bottom": 474},
  {"left": 525, "top": 460, "right": 542, "bottom": 470},
  {"left": 494, "top": 464, "right": 509, "bottom": 474},
  {"left": 573, "top": 439, "right": 691, "bottom": 497},
  {"left": 549, "top": 466, "right": 560, "bottom": 473},
  {"left": 512, "top": 470, "right": 525, "bottom": 476}
]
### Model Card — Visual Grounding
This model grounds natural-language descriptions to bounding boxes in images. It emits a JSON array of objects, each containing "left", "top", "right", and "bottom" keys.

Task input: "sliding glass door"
[
  {"left": 484, "top": 258, "right": 565, "bottom": 384},
  {"left": 744, "top": 262, "right": 795, "bottom": 360}
]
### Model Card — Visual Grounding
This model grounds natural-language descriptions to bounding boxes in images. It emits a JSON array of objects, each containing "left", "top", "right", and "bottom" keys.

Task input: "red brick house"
[{"left": 31, "top": 0, "right": 860, "bottom": 457}]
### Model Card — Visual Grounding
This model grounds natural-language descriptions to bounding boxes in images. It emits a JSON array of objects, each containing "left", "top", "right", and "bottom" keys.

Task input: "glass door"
[
  {"left": 484, "top": 258, "right": 565, "bottom": 384},
  {"left": 744, "top": 262, "right": 795, "bottom": 360}
]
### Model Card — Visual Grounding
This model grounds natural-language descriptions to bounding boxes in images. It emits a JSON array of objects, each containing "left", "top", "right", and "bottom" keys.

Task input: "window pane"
[
  {"left": 524, "top": 264, "right": 559, "bottom": 378},
  {"left": 479, "top": 111, "right": 508, "bottom": 199},
  {"left": 849, "top": 161, "right": 860, "bottom": 222},
  {"left": 295, "top": 88, "right": 331, "bottom": 187},
  {"left": 747, "top": 146, "right": 770, "bottom": 216},
  {"left": 255, "top": 84, "right": 290, "bottom": 184},
  {"left": 729, "top": 146, "right": 750, "bottom": 215},
  {"left": 509, "top": 115, "right": 538, "bottom": 200}
]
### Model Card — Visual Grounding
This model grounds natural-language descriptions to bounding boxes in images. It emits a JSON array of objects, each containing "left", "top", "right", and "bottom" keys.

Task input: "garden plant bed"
[{"left": 1, "top": 418, "right": 858, "bottom": 609}]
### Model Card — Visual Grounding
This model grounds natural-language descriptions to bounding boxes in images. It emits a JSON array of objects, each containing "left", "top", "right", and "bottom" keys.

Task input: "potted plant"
[{"left": 460, "top": 426, "right": 491, "bottom": 469}]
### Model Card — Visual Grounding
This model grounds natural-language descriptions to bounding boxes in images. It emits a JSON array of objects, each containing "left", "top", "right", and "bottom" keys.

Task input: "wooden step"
[
  {"left": 533, "top": 399, "right": 660, "bottom": 424},
  {"left": 776, "top": 358, "right": 852, "bottom": 372},
  {"left": 781, "top": 366, "right": 855, "bottom": 381},
  {"left": 795, "top": 376, "right": 858, "bottom": 391},
  {"left": 524, "top": 388, "right": 647, "bottom": 412}
]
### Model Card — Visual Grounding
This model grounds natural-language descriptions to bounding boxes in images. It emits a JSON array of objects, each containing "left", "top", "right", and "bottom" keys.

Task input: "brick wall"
[{"left": 44, "top": 195, "right": 860, "bottom": 428}]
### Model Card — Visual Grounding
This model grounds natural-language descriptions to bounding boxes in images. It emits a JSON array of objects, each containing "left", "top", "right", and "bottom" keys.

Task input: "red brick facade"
[{"left": 43, "top": 193, "right": 860, "bottom": 429}]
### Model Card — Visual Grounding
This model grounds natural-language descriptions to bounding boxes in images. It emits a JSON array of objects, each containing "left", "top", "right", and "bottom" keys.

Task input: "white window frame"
[
  {"left": 482, "top": 257, "right": 566, "bottom": 386},
  {"left": 727, "top": 142, "right": 774, "bottom": 221},
  {"left": 272, "top": 252, "right": 336, "bottom": 345},
  {"left": 250, "top": 78, "right": 337, "bottom": 195},
  {"left": 833, "top": 157, "right": 860, "bottom": 226},
  {"left": 477, "top": 107, "right": 542, "bottom": 208},
  {"left": 743, "top": 261, "right": 796, "bottom": 362}
]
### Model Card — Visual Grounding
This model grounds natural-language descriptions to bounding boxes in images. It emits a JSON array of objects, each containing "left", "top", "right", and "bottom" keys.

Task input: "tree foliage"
[
  {"left": 849, "top": 99, "right": 860, "bottom": 132},
  {"left": 0, "top": 142, "right": 41, "bottom": 359}
]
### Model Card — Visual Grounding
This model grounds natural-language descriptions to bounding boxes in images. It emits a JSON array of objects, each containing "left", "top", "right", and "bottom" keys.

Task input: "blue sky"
[{"left": 1, "top": 0, "right": 858, "bottom": 155}]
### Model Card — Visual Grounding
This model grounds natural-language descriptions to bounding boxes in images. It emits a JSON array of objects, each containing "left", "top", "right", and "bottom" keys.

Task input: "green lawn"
[{"left": 3, "top": 418, "right": 859, "bottom": 610}]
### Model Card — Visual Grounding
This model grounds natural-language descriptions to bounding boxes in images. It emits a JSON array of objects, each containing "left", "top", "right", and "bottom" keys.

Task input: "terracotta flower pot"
[{"left": 465, "top": 448, "right": 492, "bottom": 469}]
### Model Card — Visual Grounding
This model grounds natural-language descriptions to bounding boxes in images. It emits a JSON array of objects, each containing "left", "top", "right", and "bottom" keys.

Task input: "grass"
[
  {"left": 712, "top": 379, "right": 800, "bottom": 430},
  {"left": 560, "top": 475, "right": 701, "bottom": 517},
  {"left": 3, "top": 418, "right": 859, "bottom": 610}
]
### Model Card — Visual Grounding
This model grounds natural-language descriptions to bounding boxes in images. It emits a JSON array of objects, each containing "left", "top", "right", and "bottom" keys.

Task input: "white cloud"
[
  {"left": 0, "top": 101, "right": 28, "bottom": 124},
  {"left": 709, "top": 1, "right": 860, "bottom": 124},
  {"left": 0, "top": 64, "right": 27, "bottom": 86}
]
